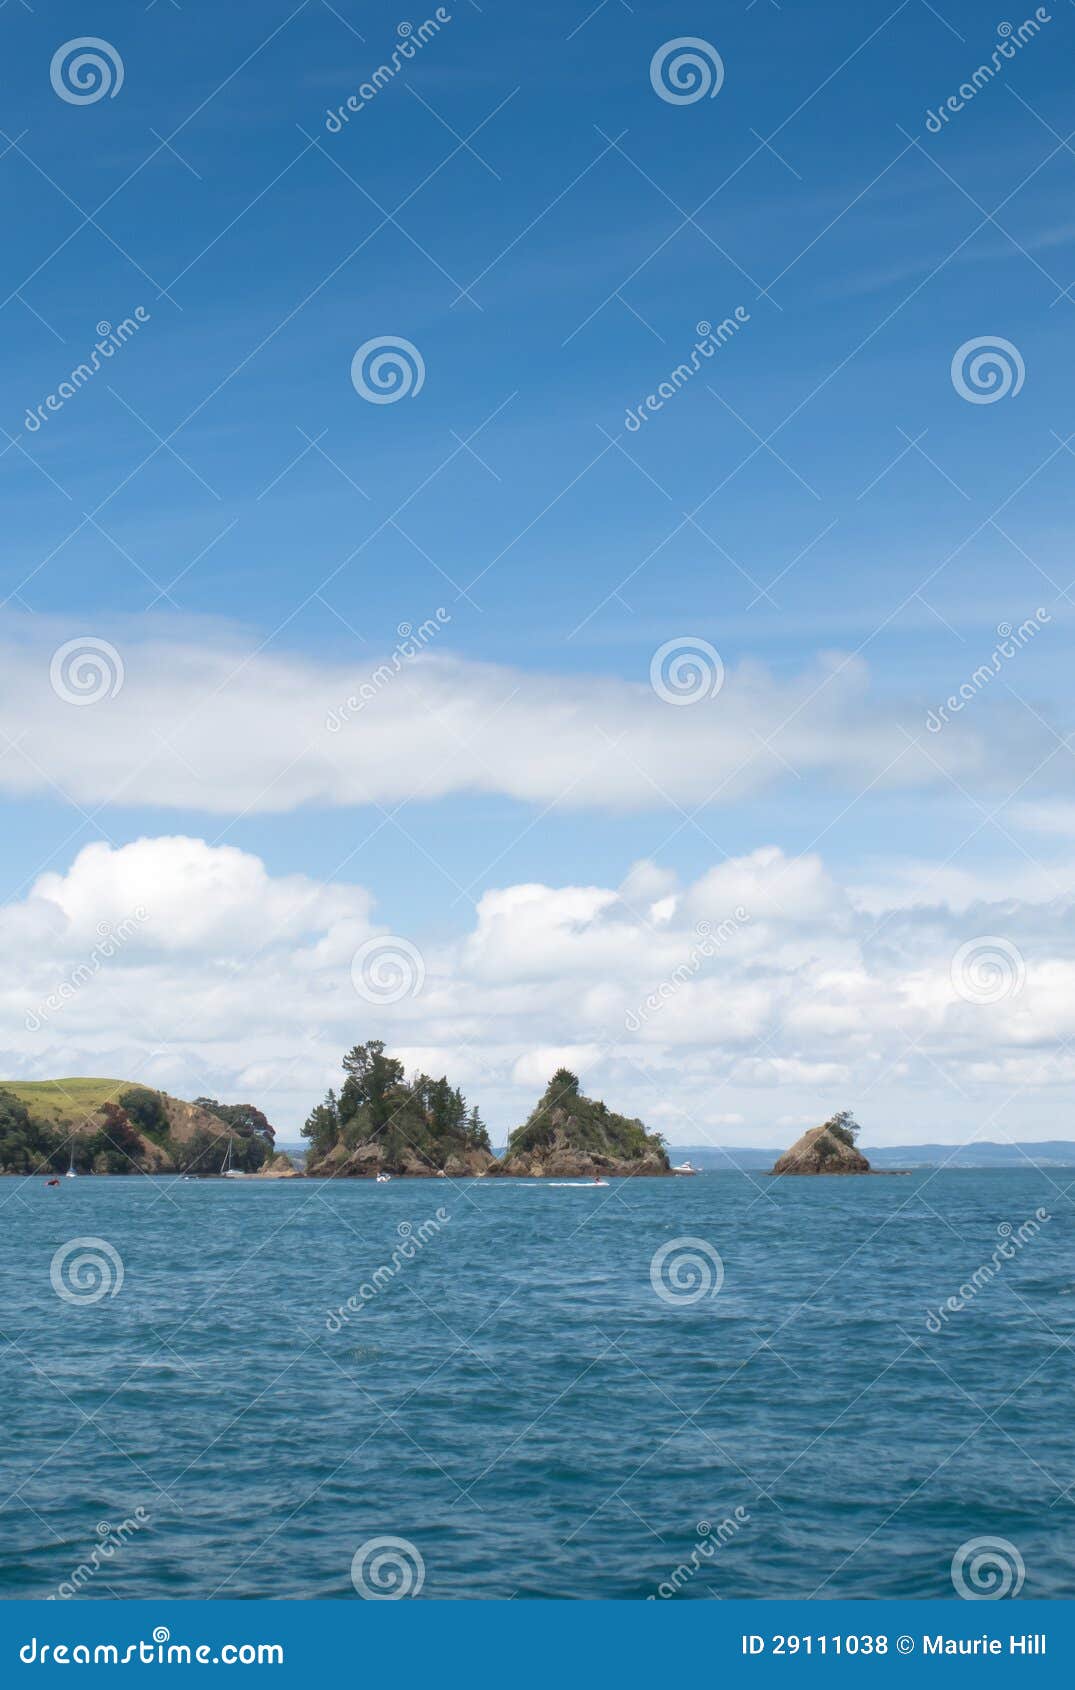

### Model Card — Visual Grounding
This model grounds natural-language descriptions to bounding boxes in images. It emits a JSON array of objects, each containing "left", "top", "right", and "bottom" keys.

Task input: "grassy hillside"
[
  {"left": 1, "top": 1079, "right": 132, "bottom": 1124},
  {"left": 0, "top": 1080, "right": 277, "bottom": 1175}
]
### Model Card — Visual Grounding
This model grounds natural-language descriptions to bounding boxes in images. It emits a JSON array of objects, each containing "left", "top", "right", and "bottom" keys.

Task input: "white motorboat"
[{"left": 671, "top": 1160, "right": 701, "bottom": 1176}]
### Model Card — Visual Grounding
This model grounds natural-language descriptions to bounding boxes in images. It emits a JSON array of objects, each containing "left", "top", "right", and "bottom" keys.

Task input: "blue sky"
[{"left": 2, "top": 0, "right": 1074, "bottom": 1141}]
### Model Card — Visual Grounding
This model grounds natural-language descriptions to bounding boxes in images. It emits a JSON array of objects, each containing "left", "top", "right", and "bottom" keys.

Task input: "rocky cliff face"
[
  {"left": 158, "top": 1095, "right": 240, "bottom": 1154},
  {"left": 490, "top": 1070, "right": 671, "bottom": 1178},
  {"left": 307, "top": 1139, "right": 492, "bottom": 1178},
  {"left": 771, "top": 1122, "right": 871, "bottom": 1175}
]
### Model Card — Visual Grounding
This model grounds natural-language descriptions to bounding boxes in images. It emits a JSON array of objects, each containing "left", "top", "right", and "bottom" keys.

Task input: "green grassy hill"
[
  {"left": 1, "top": 1078, "right": 132, "bottom": 1124},
  {"left": 0, "top": 1080, "right": 280, "bottom": 1176}
]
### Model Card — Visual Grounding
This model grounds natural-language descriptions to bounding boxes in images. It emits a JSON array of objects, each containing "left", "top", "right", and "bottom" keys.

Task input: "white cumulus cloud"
[{"left": 3, "top": 836, "right": 1075, "bottom": 1147}]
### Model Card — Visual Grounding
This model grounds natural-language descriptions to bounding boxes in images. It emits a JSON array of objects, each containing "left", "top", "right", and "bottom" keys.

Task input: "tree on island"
[
  {"left": 194, "top": 1098, "right": 276, "bottom": 1145},
  {"left": 340, "top": 1040, "right": 406, "bottom": 1137},
  {"left": 302, "top": 1089, "right": 343, "bottom": 1159},
  {"left": 89, "top": 1102, "right": 145, "bottom": 1173},
  {"left": 302, "top": 1039, "right": 491, "bottom": 1169},
  {"left": 825, "top": 1110, "right": 861, "bottom": 1147},
  {"left": 548, "top": 1068, "right": 580, "bottom": 1106},
  {"left": 193, "top": 1098, "right": 277, "bottom": 1171},
  {"left": 118, "top": 1087, "right": 170, "bottom": 1141}
]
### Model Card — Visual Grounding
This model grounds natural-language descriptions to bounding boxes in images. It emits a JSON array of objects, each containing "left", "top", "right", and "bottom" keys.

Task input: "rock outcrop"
[
  {"left": 489, "top": 1069, "right": 671, "bottom": 1178},
  {"left": 256, "top": 1152, "right": 300, "bottom": 1178},
  {"left": 308, "top": 1139, "right": 492, "bottom": 1179},
  {"left": 771, "top": 1118, "right": 871, "bottom": 1175}
]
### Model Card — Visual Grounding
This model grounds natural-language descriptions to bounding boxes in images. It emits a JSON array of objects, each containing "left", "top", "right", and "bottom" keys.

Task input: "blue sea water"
[{"left": 1, "top": 1169, "right": 1072, "bottom": 1601}]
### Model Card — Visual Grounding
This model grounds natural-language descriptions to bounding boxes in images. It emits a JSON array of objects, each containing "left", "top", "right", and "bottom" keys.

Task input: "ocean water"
[{"left": 1, "top": 1168, "right": 1072, "bottom": 1601}]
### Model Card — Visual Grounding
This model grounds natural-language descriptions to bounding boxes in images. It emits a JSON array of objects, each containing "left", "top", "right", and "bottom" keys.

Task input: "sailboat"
[
  {"left": 220, "top": 1137, "right": 248, "bottom": 1179},
  {"left": 65, "top": 1149, "right": 77, "bottom": 1179}
]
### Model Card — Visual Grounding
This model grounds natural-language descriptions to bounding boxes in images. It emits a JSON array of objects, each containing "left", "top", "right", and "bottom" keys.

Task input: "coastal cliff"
[
  {"left": 771, "top": 1112, "right": 871, "bottom": 1175},
  {"left": 489, "top": 1069, "right": 671, "bottom": 1177}
]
